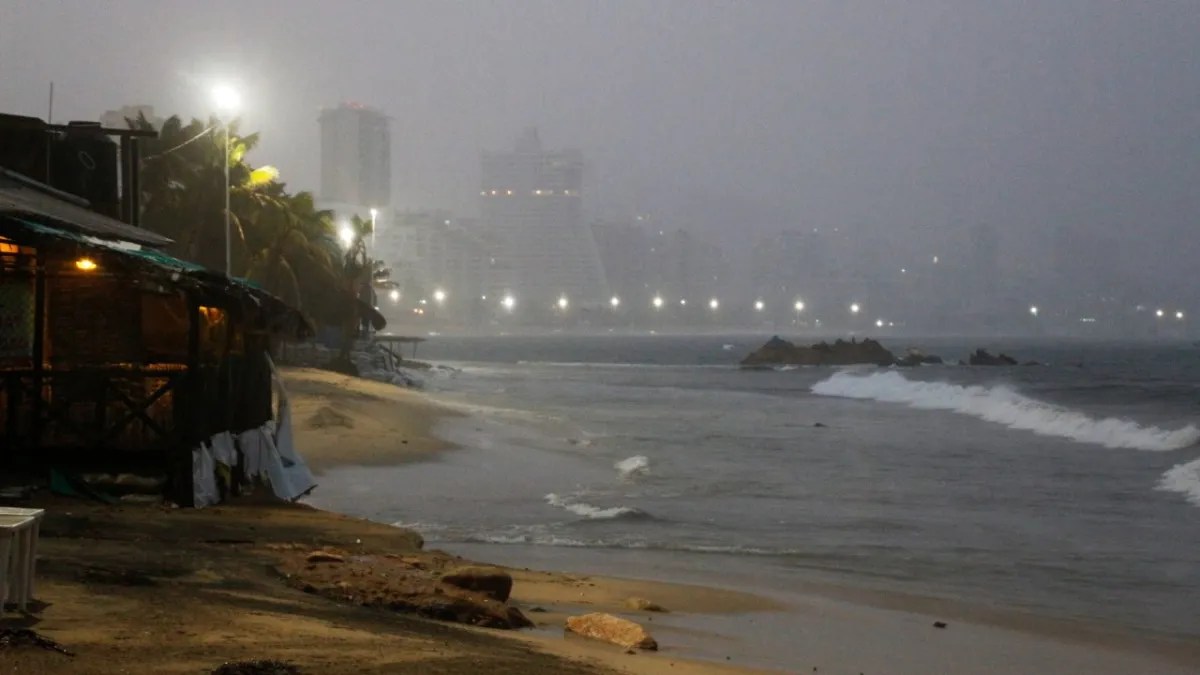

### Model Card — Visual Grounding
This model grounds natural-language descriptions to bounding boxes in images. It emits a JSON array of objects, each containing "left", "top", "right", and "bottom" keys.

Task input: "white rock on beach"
[{"left": 565, "top": 612, "right": 658, "bottom": 650}]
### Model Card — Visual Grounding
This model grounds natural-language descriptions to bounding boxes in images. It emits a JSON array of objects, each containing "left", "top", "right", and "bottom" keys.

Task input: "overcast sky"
[{"left": 2, "top": 1, "right": 1197, "bottom": 294}]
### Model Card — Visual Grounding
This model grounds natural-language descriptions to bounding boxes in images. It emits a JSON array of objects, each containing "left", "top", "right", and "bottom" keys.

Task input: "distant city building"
[
  {"left": 591, "top": 217, "right": 655, "bottom": 305},
  {"left": 479, "top": 128, "right": 608, "bottom": 310},
  {"left": 376, "top": 210, "right": 488, "bottom": 324},
  {"left": 318, "top": 103, "right": 391, "bottom": 209},
  {"left": 99, "top": 104, "right": 162, "bottom": 130}
]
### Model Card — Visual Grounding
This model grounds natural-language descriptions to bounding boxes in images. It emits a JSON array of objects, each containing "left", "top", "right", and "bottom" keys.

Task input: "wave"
[
  {"left": 544, "top": 492, "right": 650, "bottom": 520},
  {"left": 614, "top": 455, "right": 650, "bottom": 480},
  {"left": 1158, "top": 457, "right": 1200, "bottom": 506},
  {"left": 811, "top": 371, "right": 1200, "bottom": 451}
]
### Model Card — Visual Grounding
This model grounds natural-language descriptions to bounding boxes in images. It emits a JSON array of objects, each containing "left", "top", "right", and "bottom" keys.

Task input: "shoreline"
[{"left": 287, "top": 366, "right": 1200, "bottom": 673}]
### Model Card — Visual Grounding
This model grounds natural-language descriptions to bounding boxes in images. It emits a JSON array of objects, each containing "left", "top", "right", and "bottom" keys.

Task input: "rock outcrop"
[
  {"left": 440, "top": 565, "right": 514, "bottom": 602},
  {"left": 741, "top": 336, "right": 897, "bottom": 367},
  {"left": 565, "top": 613, "right": 658, "bottom": 650},
  {"left": 967, "top": 349, "right": 1018, "bottom": 366}
]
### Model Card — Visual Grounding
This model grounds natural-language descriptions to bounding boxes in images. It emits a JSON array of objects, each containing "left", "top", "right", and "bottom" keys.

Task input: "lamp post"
[{"left": 212, "top": 84, "right": 241, "bottom": 276}]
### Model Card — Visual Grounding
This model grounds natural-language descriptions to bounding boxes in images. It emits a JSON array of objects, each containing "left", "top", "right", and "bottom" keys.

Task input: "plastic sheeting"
[
  {"left": 191, "top": 444, "right": 219, "bottom": 508},
  {"left": 190, "top": 354, "right": 317, "bottom": 508}
]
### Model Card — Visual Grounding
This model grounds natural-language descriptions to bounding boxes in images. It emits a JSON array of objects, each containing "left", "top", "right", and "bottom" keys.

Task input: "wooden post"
[{"left": 30, "top": 250, "right": 46, "bottom": 449}]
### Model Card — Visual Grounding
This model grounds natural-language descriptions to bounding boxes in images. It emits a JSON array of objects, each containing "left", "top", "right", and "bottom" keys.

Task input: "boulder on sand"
[
  {"left": 440, "top": 565, "right": 513, "bottom": 602},
  {"left": 625, "top": 597, "right": 667, "bottom": 612},
  {"left": 741, "top": 336, "right": 897, "bottom": 367},
  {"left": 565, "top": 612, "right": 658, "bottom": 650}
]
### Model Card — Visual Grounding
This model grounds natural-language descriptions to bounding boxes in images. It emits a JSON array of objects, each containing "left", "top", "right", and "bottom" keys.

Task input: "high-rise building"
[
  {"left": 479, "top": 128, "right": 607, "bottom": 309},
  {"left": 318, "top": 103, "right": 391, "bottom": 209}
]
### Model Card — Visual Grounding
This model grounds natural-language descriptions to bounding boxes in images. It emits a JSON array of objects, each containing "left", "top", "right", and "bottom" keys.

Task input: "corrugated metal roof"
[{"left": 0, "top": 173, "right": 172, "bottom": 248}]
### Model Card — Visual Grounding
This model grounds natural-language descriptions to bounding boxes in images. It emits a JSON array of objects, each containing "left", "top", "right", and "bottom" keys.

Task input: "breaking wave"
[
  {"left": 811, "top": 371, "right": 1200, "bottom": 452},
  {"left": 544, "top": 492, "right": 649, "bottom": 520},
  {"left": 615, "top": 455, "right": 650, "bottom": 480},
  {"left": 1159, "top": 457, "right": 1200, "bottom": 506}
]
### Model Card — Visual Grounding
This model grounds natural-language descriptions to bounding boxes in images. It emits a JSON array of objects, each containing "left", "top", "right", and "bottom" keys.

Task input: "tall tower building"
[
  {"left": 318, "top": 103, "right": 391, "bottom": 208},
  {"left": 479, "top": 128, "right": 607, "bottom": 308}
]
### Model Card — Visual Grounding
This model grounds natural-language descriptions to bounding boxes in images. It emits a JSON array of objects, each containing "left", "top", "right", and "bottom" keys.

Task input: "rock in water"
[
  {"left": 565, "top": 613, "right": 658, "bottom": 650},
  {"left": 967, "top": 349, "right": 1018, "bottom": 366},
  {"left": 440, "top": 565, "right": 514, "bottom": 602},
  {"left": 740, "top": 336, "right": 896, "bottom": 367},
  {"left": 625, "top": 597, "right": 667, "bottom": 612}
]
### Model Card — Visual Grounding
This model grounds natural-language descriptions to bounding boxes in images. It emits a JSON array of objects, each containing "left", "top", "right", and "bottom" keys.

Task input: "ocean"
[{"left": 307, "top": 334, "right": 1200, "bottom": 653}]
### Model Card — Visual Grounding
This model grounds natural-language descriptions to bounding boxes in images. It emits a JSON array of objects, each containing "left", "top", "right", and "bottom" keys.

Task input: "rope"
[{"left": 143, "top": 124, "right": 219, "bottom": 160}]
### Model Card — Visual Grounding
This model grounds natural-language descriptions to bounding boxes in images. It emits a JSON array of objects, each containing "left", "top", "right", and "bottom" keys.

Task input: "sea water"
[{"left": 308, "top": 335, "right": 1200, "bottom": 646}]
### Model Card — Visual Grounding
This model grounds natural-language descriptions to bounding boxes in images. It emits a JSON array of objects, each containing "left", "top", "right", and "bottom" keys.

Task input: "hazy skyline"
[{"left": 2, "top": 1, "right": 1197, "bottom": 301}]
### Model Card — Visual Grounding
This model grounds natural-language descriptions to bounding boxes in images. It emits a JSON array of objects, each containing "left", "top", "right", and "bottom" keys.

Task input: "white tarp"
[{"left": 191, "top": 354, "right": 317, "bottom": 508}]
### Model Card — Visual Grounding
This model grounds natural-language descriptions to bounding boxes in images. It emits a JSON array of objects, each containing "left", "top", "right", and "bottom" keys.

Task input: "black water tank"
[{"left": 48, "top": 122, "right": 120, "bottom": 218}]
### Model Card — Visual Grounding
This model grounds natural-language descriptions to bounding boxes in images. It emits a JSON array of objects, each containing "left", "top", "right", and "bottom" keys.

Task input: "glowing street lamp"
[
  {"left": 502, "top": 294, "right": 516, "bottom": 311},
  {"left": 1030, "top": 305, "right": 1039, "bottom": 317},
  {"left": 338, "top": 222, "right": 355, "bottom": 248},
  {"left": 875, "top": 318, "right": 885, "bottom": 328},
  {"left": 433, "top": 289, "right": 446, "bottom": 304},
  {"left": 753, "top": 299, "right": 764, "bottom": 312},
  {"left": 74, "top": 257, "right": 97, "bottom": 272},
  {"left": 652, "top": 295, "right": 664, "bottom": 309},
  {"left": 794, "top": 300, "right": 805, "bottom": 312},
  {"left": 1176, "top": 310, "right": 1185, "bottom": 320},
  {"left": 709, "top": 298, "right": 720, "bottom": 311},
  {"left": 388, "top": 289, "right": 401, "bottom": 302},
  {"left": 557, "top": 296, "right": 569, "bottom": 310},
  {"left": 849, "top": 303, "right": 861, "bottom": 315},
  {"left": 610, "top": 296, "right": 621, "bottom": 308},
  {"left": 212, "top": 83, "right": 241, "bottom": 276},
  {"left": 680, "top": 299, "right": 688, "bottom": 307},
  {"left": 369, "top": 207, "right": 379, "bottom": 250},
  {"left": 1156, "top": 308, "right": 1165, "bottom": 318}
]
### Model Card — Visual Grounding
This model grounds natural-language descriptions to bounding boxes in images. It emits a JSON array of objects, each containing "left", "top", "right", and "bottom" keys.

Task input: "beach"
[{"left": 7, "top": 363, "right": 1199, "bottom": 674}]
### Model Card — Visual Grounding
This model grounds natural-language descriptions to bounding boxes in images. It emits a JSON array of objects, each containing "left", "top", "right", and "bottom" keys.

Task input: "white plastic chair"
[{"left": 0, "top": 507, "right": 44, "bottom": 612}]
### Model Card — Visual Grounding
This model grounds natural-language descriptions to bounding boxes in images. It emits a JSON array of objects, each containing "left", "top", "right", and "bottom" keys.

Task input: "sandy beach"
[{"left": 4, "top": 366, "right": 1199, "bottom": 674}]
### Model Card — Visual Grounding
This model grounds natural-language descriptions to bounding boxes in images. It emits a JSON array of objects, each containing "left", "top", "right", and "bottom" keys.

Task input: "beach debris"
[
  {"left": 305, "top": 550, "right": 345, "bottom": 564},
  {"left": 813, "top": 422, "right": 827, "bottom": 428},
  {"left": 625, "top": 597, "right": 668, "bottom": 612},
  {"left": 565, "top": 612, "right": 658, "bottom": 650},
  {"left": 0, "top": 629, "right": 74, "bottom": 656},
  {"left": 440, "top": 565, "right": 513, "bottom": 602},
  {"left": 933, "top": 621, "right": 948, "bottom": 629},
  {"left": 211, "top": 660, "right": 301, "bottom": 675}
]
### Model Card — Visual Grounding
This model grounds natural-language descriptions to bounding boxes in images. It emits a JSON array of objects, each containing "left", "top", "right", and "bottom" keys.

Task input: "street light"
[
  {"left": 709, "top": 298, "right": 720, "bottom": 311},
  {"left": 652, "top": 295, "right": 664, "bottom": 309},
  {"left": 433, "top": 289, "right": 446, "bottom": 304},
  {"left": 610, "top": 296, "right": 621, "bottom": 308},
  {"left": 1177, "top": 310, "right": 1185, "bottom": 320},
  {"left": 388, "top": 289, "right": 400, "bottom": 302},
  {"left": 754, "top": 299, "right": 764, "bottom": 311},
  {"left": 1030, "top": 306, "right": 1039, "bottom": 317},
  {"left": 369, "top": 207, "right": 378, "bottom": 251},
  {"left": 850, "top": 303, "right": 861, "bottom": 315},
  {"left": 875, "top": 319, "right": 885, "bottom": 328},
  {"left": 557, "top": 296, "right": 569, "bottom": 310},
  {"left": 794, "top": 300, "right": 805, "bottom": 312},
  {"left": 1156, "top": 308, "right": 1165, "bottom": 318},
  {"left": 338, "top": 222, "right": 355, "bottom": 248},
  {"left": 212, "top": 84, "right": 240, "bottom": 276},
  {"left": 502, "top": 294, "right": 516, "bottom": 311}
]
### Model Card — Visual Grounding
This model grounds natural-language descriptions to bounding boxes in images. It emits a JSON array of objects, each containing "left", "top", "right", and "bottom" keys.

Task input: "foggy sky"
[{"left": 1, "top": 1, "right": 1197, "bottom": 298}]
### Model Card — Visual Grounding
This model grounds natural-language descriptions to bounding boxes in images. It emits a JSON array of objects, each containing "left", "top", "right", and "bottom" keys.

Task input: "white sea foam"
[
  {"left": 544, "top": 492, "right": 646, "bottom": 520},
  {"left": 1159, "top": 457, "right": 1200, "bottom": 506},
  {"left": 615, "top": 455, "right": 651, "bottom": 480},
  {"left": 812, "top": 371, "right": 1200, "bottom": 451}
]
